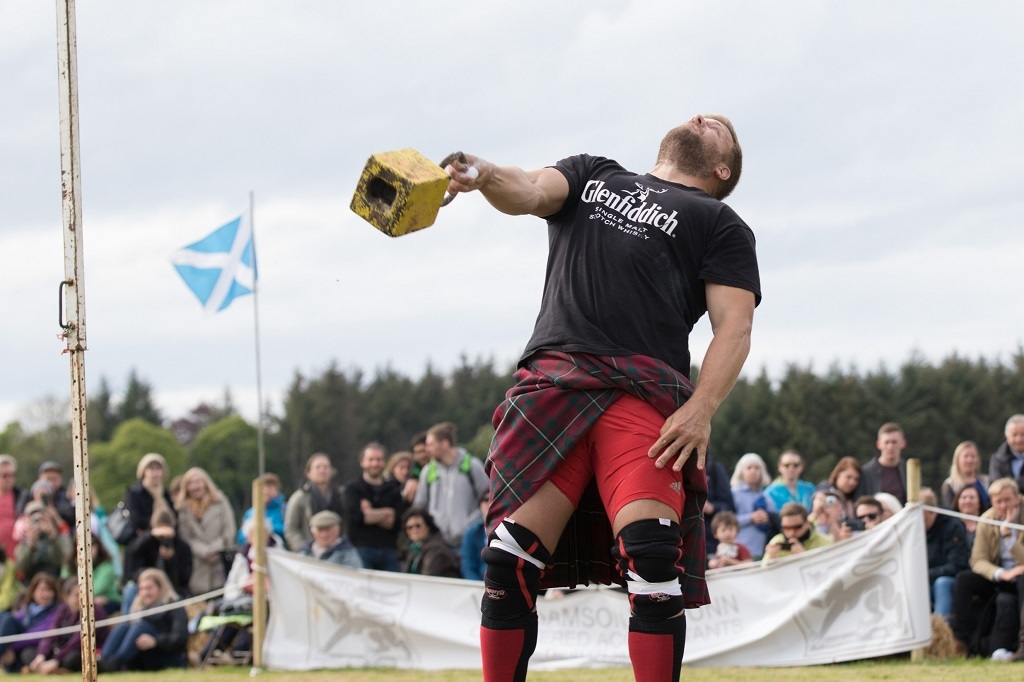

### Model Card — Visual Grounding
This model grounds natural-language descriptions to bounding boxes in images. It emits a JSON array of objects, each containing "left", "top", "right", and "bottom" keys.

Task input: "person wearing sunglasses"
[
  {"left": 401, "top": 508, "right": 459, "bottom": 579},
  {"left": 765, "top": 450, "right": 815, "bottom": 512},
  {"left": 762, "top": 502, "right": 833, "bottom": 564},
  {"left": 852, "top": 497, "right": 885, "bottom": 531}
]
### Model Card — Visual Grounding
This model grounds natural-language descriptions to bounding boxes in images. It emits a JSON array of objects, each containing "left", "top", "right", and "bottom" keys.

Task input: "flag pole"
[
  {"left": 55, "top": 0, "right": 97, "bottom": 679},
  {"left": 249, "top": 190, "right": 268, "bottom": 671}
]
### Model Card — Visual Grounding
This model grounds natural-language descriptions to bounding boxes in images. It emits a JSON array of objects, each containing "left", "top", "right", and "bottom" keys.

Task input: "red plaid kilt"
[{"left": 485, "top": 350, "right": 710, "bottom": 608}]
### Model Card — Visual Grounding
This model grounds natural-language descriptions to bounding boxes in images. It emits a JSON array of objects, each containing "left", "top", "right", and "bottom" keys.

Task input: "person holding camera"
[
  {"left": 13, "top": 500, "right": 71, "bottom": 584},
  {"left": 808, "top": 488, "right": 852, "bottom": 541},
  {"left": 122, "top": 509, "right": 192, "bottom": 609},
  {"left": 761, "top": 503, "right": 833, "bottom": 565}
]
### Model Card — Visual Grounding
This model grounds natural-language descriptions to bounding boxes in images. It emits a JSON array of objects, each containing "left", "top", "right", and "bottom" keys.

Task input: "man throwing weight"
[{"left": 446, "top": 114, "right": 761, "bottom": 682}]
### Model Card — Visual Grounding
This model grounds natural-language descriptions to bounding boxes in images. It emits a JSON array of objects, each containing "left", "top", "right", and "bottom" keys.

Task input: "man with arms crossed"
[{"left": 446, "top": 114, "right": 760, "bottom": 682}]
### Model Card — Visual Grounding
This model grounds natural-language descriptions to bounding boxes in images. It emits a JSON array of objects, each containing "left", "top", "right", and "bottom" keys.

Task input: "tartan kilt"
[{"left": 485, "top": 350, "right": 710, "bottom": 608}]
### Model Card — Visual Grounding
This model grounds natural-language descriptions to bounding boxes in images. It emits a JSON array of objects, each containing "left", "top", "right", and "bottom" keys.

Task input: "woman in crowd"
[
  {"left": 176, "top": 467, "right": 237, "bottom": 597},
  {"left": 729, "top": 453, "right": 777, "bottom": 560},
  {"left": 284, "top": 453, "right": 344, "bottom": 551},
  {"left": 90, "top": 534, "right": 122, "bottom": 613},
  {"left": 941, "top": 440, "right": 991, "bottom": 510},
  {"left": 0, "top": 572, "right": 60, "bottom": 671},
  {"left": 402, "top": 508, "right": 460, "bottom": 578},
  {"left": 123, "top": 453, "right": 176, "bottom": 544},
  {"left": 824, "top": 456, "right": 861, "bottom": 520},
  {"left": 99, "top": 568, "right": 188, "bottom": 672},
  {"left": 952, "top": 485, "right": 989, "bottom": 550},
  {"left": 28, "top": 577, "right": 108, "bottom": 673},
  {"left": 237, "top": 473, "right": 287, "bottom": 545},
  {"left": 385, "top": 451, "right": 414, "bottom": 500}
]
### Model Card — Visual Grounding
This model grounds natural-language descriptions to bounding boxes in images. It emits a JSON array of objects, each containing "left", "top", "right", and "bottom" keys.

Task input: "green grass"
[{"left": 59, "top": 659, "right": 1024, "bottom": 681}]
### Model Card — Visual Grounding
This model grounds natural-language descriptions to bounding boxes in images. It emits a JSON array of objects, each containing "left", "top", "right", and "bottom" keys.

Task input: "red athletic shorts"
[{"left": 548, "top": 394, "right": 685, "bottom": 524}]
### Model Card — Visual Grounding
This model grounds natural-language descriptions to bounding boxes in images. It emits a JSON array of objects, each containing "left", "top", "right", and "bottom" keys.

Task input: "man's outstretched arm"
[{"left": 447, "top": 154, "right": 569, "bottom": 218}]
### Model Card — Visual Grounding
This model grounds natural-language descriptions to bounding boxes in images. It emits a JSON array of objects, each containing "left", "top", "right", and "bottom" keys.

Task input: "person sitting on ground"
[
  {"left": 99, "top": 568, "right": 188, "bottom": 672},
  {"left": 402, "top": 507, "right": 460, "bottom": 579},
  {"left": 764, "top": 450, "right": 815, "bottom": 511},
  {"left": 0, "top": 572, "right": 60, "bottom": 671},
  {"left": 236, "top": 473, "right": 287, "bottom": 545},
  {"left": 952, "top": 478, "right": 1024, "bottom": 660},
  {"left": 175, "top": 467, "right": 237, "bottom": 596},
  {"left": 920, "top": 487, "right": 969, "bottom": 622},
  {"left": 941, "top": 441, "right": 991, "bottom": 510},
  {"left": 461, "top": 492, "right": 490, "bottom": 581},
  {"left": 762, "top": 503, "right": 833, "bottom": 564},
  {"left": 297, "top": 510, "right": 363, "bottom": 569},
  {"left": 729, "top": 452, "right": 777, "bottom": 560},
  {"left": 28, "top": 576, "right": 108, "bottom": 673},
  {"left": 13, "top": 500, "right": 71, "bottom": 583},
  {"left": 821, "top": 456, "right": 861, "bottom": 520},
  {"left": 952, "top": 485, "right": 989, "bottom": 550},
  {"left": 708, "top": 511, "right": 751, "bottom": 569}
]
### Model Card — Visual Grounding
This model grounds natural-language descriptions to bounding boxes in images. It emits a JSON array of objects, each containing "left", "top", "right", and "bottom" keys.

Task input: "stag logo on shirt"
[{"left": 581, "top": 180, "right": 679, "bottom": 236}]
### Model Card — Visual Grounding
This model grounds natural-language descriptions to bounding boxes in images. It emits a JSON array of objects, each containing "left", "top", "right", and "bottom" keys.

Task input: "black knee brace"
[
  {"left": 480, "top": 519, "right": 553, "bottom": 628},
  {"left": 613, "top": 518, "right": 685, "bottom": 621}
]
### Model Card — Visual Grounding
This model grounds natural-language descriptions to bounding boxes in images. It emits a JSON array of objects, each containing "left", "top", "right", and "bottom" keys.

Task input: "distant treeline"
[{"left": 2, "top": 350, "right": 1022, "bottom": 514}]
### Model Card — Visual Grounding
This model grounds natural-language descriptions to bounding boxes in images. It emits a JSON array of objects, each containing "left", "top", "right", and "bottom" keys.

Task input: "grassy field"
[{"left": 52, "top": 660, "right": 1024, "bottom": 681}]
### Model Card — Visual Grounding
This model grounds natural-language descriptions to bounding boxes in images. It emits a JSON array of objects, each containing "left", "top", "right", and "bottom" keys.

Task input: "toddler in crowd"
[{"left": 708, "top": 512, "right": 752, "bottom": 569}]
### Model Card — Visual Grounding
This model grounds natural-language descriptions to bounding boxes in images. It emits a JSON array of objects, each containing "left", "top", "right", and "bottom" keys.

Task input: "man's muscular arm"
[
  {"left": 648, "top": 282, "right": 755, "bottom": 471},
  {"left": 447, "top": 155, "right": 569, "bottom": 218}
]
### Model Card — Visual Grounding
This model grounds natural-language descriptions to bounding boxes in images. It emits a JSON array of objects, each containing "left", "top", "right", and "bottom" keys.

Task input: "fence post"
[{"left": 908, "top": 458, "right": 925, "bottom": 663}]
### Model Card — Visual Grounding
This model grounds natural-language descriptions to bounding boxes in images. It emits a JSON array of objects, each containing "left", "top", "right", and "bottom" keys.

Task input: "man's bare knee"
[{"left": 507, "top": 482, "right": 575, "bottom": 553}]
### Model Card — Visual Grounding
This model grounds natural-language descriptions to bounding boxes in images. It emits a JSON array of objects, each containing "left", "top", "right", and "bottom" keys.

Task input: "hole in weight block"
[{"left": 367, "top": 177, "right": 397, "bottom": 208}]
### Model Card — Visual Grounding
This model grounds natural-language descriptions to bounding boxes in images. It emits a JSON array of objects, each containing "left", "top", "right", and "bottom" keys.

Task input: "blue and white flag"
[{"left": 171, "top": 212, "right": 257, "bottom": 313}]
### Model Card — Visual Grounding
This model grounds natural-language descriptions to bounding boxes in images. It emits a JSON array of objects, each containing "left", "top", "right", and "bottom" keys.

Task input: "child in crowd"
[
  {"left": 0, "top": 572, "right": 60, "bottom": 671},
  {"left": 28, "top": 577, "right": 108, "bottom": 673},
  {"left": 708, "top": 512, "right": 752, "bottom": 569}
]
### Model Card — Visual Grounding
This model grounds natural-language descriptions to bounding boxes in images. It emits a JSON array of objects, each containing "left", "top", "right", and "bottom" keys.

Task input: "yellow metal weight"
[{"left": 350, "top": 148, "right": 452, "bottom": 237}]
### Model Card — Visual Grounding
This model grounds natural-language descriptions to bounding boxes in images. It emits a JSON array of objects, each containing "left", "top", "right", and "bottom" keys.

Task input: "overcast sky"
[{"left": 2, "top": 2, "right": 1022, "bottom": 431}]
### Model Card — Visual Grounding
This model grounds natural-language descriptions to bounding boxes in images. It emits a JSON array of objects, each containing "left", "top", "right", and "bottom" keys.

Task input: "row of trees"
[{"left": 2, "top": 350, "right": 1022, "bottom": 516}]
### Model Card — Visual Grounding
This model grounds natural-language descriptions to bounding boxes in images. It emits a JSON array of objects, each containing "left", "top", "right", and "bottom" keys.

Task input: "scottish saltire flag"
[{"left": 171, "top": 212, "right": 257, "bottom": 313}]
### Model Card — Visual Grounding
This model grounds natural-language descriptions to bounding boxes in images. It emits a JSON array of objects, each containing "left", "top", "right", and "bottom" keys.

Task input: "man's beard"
[{"left": 664, "top": 125, "right": 719, "bottom": 178}]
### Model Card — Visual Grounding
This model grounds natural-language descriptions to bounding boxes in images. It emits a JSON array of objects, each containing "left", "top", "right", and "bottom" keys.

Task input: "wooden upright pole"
[
  {"left": 251, "top": 478, "right": 267, "bottom": 670},
  {"left": 908, "top": 458, "right": 925, "bottom": 663},
  {"left": 55, "top": 0, "right": 97, "bottom": 679}
]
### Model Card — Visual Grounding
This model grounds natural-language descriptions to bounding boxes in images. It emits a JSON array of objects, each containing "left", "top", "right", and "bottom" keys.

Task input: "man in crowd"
[
  {"left": 852, "top": 496, "right": 885, "bottom": 531},
  {"left": 344, "top": 442, "right": 405, "bottom": 571},
  {"left": 855, "top": 422, "right": 908, "bottom": 504},
  {"left": 403, "top": 432, "right": 430, "bottom": 503},
  {"left": 17, "top": 461, "right": 75, "bottom": 527},
  {"left": 952, "top": 478, "right": 1024, "bottom": 659},
  {"left": 298, "top": 510, "right": 364, "bottom": 570},
  {"left": 0, "top": 455, "right": 24, "bottom": 558},
  {"left": 764, "top": 450, "right": 814, "bottom": 510},
  {"left": 412, "top": 422, "right": 488, "bottom": 549},
  {"left": 920, "top": 487, "right": 969, "bottom": 621},
  {"left": 703, "top": 455, "right": 735, "bottom": 558},
  {"left": 762, "top": 502, "right": 832, "bottom": 563},
  {"left": 990, "top": 414, "right": 1024, "bottom": 492}
]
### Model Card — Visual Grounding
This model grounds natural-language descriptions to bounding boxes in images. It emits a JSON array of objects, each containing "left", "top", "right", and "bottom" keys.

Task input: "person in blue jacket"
[{"left": 237, "top": 473, "right": 287, "bottom": 545}]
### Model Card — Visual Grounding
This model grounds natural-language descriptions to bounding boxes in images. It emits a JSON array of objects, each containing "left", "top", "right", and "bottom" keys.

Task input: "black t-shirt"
[
  {"left": 520, "top": 154, "right": 762, "bottom": 374},
  {"left": 344, "top": 477, "right": 406, "bottom": 549}
]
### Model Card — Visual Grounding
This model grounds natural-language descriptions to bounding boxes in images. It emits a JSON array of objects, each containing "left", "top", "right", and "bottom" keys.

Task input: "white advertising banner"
[{"left": 264, "top": 504, "right": 931, "bottom": 671}]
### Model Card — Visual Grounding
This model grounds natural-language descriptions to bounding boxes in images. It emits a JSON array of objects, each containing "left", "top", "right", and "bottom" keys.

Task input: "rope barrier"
[
  {"left": 923, "top": 504, "right": 1024, "bottom": 532},
  {"left": 0, "top": 586, "right": 225, "bottom": 646}
]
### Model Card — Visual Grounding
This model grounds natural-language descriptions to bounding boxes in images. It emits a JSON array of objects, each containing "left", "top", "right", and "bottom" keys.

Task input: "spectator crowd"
[{"left": 1, "top": 413, "right": 1023, "bottom": 670}]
